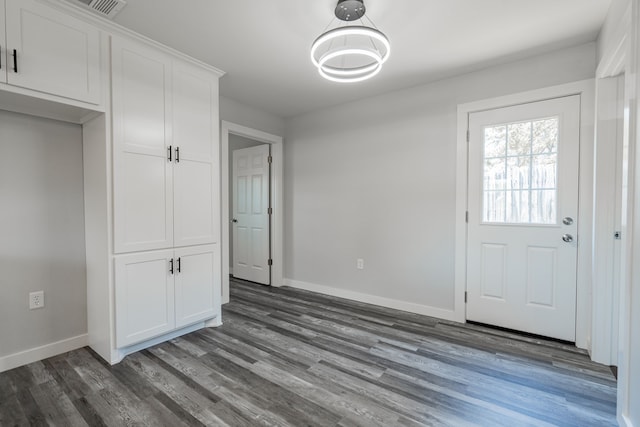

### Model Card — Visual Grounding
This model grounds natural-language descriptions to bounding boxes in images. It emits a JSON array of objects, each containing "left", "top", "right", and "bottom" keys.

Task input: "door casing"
[{"left": 221, "top": 121, "right": 283, "bottom": 304}]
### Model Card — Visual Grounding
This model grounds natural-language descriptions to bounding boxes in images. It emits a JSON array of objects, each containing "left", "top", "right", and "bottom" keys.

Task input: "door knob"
[
  {"left": 231, "top": 218, "right": 238, "bottom": 223},
  {"left": 562, "top": 217, "right": 574, "bottom": 225},
  {"left": 562, "top": 234, "right": 574, "bottom": 243}
]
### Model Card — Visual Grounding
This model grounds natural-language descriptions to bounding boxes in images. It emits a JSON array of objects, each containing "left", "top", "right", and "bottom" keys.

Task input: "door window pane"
[{"left": 482, "top": 117, "right": 558, "bottom": 224}]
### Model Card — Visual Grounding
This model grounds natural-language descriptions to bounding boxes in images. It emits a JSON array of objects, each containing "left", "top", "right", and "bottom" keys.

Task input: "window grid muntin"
[{"left": 482, "top": 116, "right": 559, "bottom": 224}]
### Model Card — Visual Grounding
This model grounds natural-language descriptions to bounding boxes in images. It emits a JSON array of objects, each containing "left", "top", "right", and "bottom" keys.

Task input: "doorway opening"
[{"left": 221, "top": 121, "right": 283, "bottom": 304}]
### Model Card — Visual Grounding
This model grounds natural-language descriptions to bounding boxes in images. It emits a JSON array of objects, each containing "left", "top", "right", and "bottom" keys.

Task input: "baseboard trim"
[
  {"left": 618, "top": 413, "right": 633, "bottom": 427},
  {"left": 284, "top": 279, "right": 458, "bottom": 322},
  {"left": 0, "top": 334, "right": 89, "bottom": 373}
]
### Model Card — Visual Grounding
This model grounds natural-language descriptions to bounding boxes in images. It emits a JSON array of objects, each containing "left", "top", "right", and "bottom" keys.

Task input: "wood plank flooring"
[{"left": 0, "top": 278, "right": 617, "bottom": 426}]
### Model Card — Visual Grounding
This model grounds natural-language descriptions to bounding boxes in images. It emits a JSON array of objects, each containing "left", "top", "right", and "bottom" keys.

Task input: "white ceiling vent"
[{"left": 71, "top": 0, "right": 127, "bottom": 19}]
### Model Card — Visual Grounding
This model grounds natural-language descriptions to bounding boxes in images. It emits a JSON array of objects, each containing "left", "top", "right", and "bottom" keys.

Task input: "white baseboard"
[
  {"left": 284, "top": 279, "right": 459, "bottom": 322},
  {"left": 619, "top": 414, "right": 634, "bottom": 427},
  {"left": 0, "top": 334, "right": 89, "bottom": 373}
]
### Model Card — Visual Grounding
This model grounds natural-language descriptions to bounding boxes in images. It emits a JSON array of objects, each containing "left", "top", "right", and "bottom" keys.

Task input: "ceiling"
[{"left": 112, "top": 0, "right": 612, "bottom": 118}]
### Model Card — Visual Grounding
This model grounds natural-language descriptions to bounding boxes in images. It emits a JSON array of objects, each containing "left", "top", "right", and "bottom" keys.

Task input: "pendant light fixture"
[{"left": 311, "top": 0, "right": 390, "bottom": 83}]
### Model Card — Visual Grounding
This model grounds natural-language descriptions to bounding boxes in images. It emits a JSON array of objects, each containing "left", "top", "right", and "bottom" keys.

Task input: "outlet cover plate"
[{"left": 29, "top": 291, "right": 44, "bottom": 310}]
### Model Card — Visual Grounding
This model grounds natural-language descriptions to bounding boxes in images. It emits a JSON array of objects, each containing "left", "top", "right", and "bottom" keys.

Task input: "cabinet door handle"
[
  {"left": 177, "top": 257, "right": 181, "bottom": 273},
  {"left": 175, "top": 147, "right": 180, "bottom": 163},
  {"left": 12, "top": 49, "right": 17, "bottom": 73},
  {"left": 167, "top": 145, "right": 172, "bottom": 162},
  {"left": 169, "top": 258, "right": 174, "bottom": 275}
]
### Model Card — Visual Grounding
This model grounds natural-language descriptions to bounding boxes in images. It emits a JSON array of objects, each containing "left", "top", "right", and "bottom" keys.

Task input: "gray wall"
[
  {"left": 220, "top": 96, "right": 285, "bottom": 137},
  {"left": 228, "top": 134, "right": 267, "bottom": 270},
  {"left": 283, "top": 42, "right": 596, "bottom": 311},
  {"left": 0, "top": 110, "right": 87, "bottom": 357}
]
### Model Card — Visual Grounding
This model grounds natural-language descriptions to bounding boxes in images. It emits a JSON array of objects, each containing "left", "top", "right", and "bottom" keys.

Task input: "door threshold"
[
  {"left": 229, "top": 275, "right": 271, "bottom": 287},
  {"left": 466, "top": 321, "right": 576, "bottom": 346}
]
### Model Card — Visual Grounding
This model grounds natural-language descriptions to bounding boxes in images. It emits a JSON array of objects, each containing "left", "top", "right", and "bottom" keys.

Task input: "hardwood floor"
[{"left": 0, "top": 279, "right": 617, "bottom": 426}]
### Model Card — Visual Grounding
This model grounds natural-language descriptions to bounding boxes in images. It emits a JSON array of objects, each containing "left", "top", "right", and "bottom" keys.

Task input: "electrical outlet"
[
  {"left": 29, "top": 291, "right": 44, "bottom": 310},
  {"left": 357, "top": 258, "right": 364, "bottom": 270}
]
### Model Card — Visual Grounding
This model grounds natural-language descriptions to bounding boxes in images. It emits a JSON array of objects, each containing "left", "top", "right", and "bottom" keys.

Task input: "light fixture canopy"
[{"left": 311, "top": 0, "right": 390, "bottom": 83}]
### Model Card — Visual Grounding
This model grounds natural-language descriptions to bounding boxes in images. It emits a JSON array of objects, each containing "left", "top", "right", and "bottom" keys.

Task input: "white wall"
[
  {"left": 284, "top": 42, "right": 596, "bottom": 315},
  {"left": 220, "top": 96, "right": 285, "bottom": 137},
  {"left": 597, "top": 0, "right": 630, "bottom": 66},
  {"left": 228, "top": 134, "right": 267, "bottom": 269},
  {"left": 0, "top": 110, "right": 87, "bottom": 359}
]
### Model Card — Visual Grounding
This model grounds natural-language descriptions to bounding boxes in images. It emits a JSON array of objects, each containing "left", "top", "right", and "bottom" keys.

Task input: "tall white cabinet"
[
  {"left": 84, "top": 35, "right": 223, "bottom": 364},
  {"left": 0, "top": 0, "right": 223, "bottom": 367}
]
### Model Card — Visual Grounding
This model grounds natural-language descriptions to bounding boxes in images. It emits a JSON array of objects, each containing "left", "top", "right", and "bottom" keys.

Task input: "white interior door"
[
  {"left": 466, "top": 95, "right": 580, "bottom": 341},
  {"left": 232, "top": 145, "right": 270, "bottom": 284}
]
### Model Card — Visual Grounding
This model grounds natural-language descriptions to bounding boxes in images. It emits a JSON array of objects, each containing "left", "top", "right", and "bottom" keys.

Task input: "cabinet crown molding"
[{"left": 37, "top": 0, "right": 225, "bottom": 77}]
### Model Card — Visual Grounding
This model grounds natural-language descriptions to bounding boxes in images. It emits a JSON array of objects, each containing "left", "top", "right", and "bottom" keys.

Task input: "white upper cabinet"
[
  {"left": 2, "top": 0, "right": 101, "bottom": 104},
  {"left": 112, "top": 36, "right": 174, "bottom": 253},
  {"left": 172, "top": 61, "right": 219, "bottom": 247},
  {"left": 112, "top": 36, "right": 220, "bottom": 254}
]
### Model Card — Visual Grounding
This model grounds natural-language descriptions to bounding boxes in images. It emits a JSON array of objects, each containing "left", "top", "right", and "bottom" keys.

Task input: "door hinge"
[
  {"left": 268, "top": 155, "right": 273, "bottom": 164},
  {"left": 465, "top": 291, "right": 468, "bottom": 303},
  {"left": 268, "top": 207, "right": 273, "bottom": 215},
  {"left": 465, "top": 211, "right": 469, "bottom": 223},
  {"left": 466, "top": 129, "right": 470, "bottom": 142},
  {"left": 267, "top": 259, "right": 273, "bottom": 266}
]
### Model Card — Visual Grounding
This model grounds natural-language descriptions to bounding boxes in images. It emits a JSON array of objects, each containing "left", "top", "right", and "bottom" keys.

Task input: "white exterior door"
[
  {"left": 112, "top": 37, "right": 173, "bottom": 254},
  {"left": 4, "top": 0, "right": 101, "bottom": 104},
  {"left": 466, "top": 95, "right": 580, "bottom": 341},
  {"left": 232, "top": 145, "right": 270, "bottom": 284},
  {"left": 115, "top": 250, "right": 175, "bottom": 347},
  {"left": 174, "top": 245, "right": 218, "bottom": 328},
  {"left": 172, "top": 60, "right": 219, "bottom": 248}
]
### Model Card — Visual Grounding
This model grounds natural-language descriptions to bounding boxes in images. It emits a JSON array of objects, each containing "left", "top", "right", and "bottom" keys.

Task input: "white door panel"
[
  {"left": 115, "top": 250, "right": 175, "bottom": 347},
  {"left": 174, "top": 245, "right": 218, "bottom": 327},
  {"left": 467, "top": 95, "right": 580, "bottom": 341},
  {"left": 172, "top": 61, "right": 216, "bottom": 162},
  {"left": 5, "top": 0, "right": 101, "bottom": 104},
  {"left": 112, "top": 37, "right": 173, "bottom": 253},
  {"left": 174, "top": 160, "right": 215, "bottom": 246},
  {"left": 116, "top": 43, "right": 170, "bottom": 156},
  {"left": 172, "top": 60, "right": 218, "bottom": 247},
  {"left": 232, "top": 145, "right": 270, "bottom": 284},
  {"left": 114, "top": 152, "right": 173, "bottom": 252}
]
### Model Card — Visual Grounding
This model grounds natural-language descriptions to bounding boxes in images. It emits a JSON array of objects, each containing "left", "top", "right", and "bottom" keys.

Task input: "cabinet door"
[
  {"left": 174, "top": 245, "right": 219, "bottom": 328},
  {"left": 115, "top": 250, "right": 175, "bottom": 348},
  {"left": 172, "top": 60, "right": 219, "bottom": 247},
  {"left": 4, "top": 0, "right": 101, "bottom": 104},
  {"left": 112, "top": 37, "right": 174, "bottom": 253}
]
